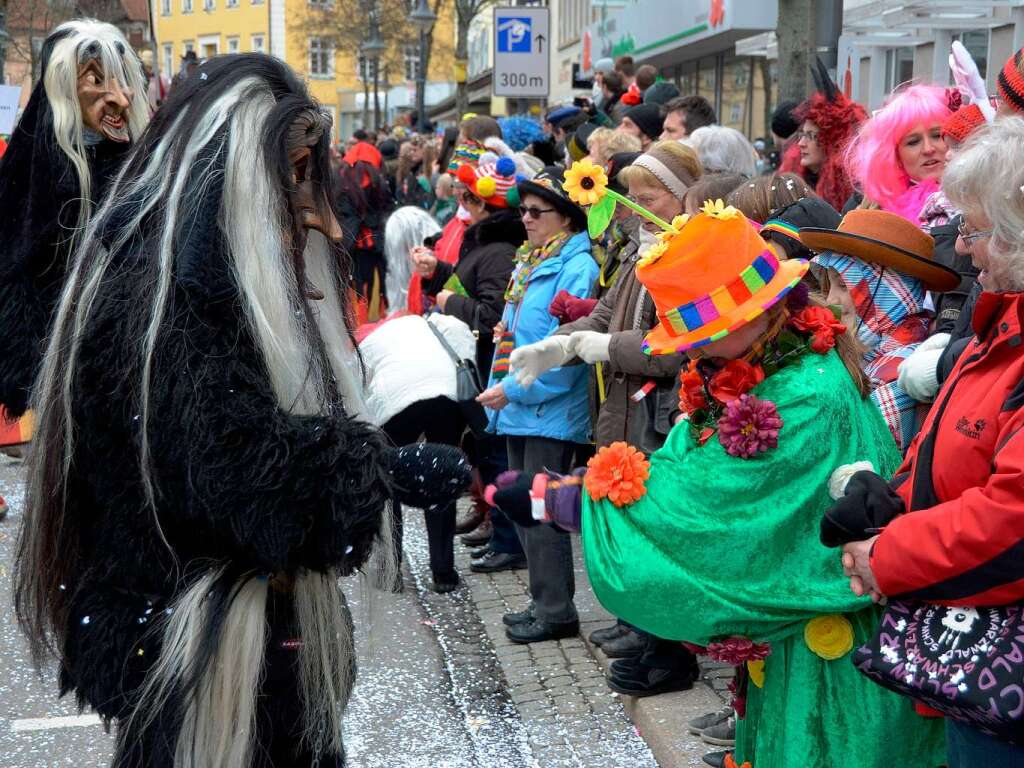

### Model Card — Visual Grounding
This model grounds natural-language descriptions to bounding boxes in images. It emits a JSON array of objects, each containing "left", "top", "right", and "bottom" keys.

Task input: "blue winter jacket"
[{"left": 487, "top": 231, "right": 598, "bottom": 443}]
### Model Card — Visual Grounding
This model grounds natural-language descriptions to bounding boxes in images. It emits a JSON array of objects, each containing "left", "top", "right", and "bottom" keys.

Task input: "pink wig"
[{"left": 845, "top": 84, "right": 954, "bottom": 207}]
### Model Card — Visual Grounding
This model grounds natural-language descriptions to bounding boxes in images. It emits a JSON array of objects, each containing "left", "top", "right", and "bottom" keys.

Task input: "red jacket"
[{"left": 872, "top": 291, "right": 1024, "bottom": 606}]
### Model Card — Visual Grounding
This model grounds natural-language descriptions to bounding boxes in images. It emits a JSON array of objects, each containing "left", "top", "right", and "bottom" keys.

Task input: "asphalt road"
[{"left": 0, "top": 455, "right": 527, "bottom": 768}]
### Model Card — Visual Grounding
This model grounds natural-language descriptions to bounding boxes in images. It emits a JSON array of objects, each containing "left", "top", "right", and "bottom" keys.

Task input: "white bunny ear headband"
[{"left": 950, "top": 40, "right": 996, "bottom": 123}]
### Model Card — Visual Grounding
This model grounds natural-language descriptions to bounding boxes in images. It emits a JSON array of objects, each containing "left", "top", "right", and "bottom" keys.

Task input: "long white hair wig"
[
  {"left": 41, "top": 19, "right": 149, "bottom": 233},
  {"left": 16, "top": 53, "right": 396, "bottom": 767},
  {"left": 383, "top": 205, "right": 441, "bottom": 312}
]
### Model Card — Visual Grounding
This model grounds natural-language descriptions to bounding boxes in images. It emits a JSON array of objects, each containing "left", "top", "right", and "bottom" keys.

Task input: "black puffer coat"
[{"left": 422, "top": 208, "right": 525, "bottom": 375}]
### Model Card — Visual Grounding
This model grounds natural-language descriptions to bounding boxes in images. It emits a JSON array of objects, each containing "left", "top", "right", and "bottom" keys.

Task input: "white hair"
[
  {"left": 943, "top": 116, "right": 1024, "bottom": 292},
  {"left": 683, "top": 125, "right": 757, "bottom": 178},
  {"left": 383, "top": 206, "right": 441, "bottom": 313},
  {"left": 42, "top": 19, "right": 149, "bottom": 236},
  {"left": 25, "top": 70, "right": 397, "bottom": 766}
]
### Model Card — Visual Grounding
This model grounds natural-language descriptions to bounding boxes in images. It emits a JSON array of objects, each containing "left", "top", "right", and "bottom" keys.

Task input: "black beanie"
[
  {"left": 623, "top": 103, "right": 664, "bottom": 141},
  {"left": 770, "top": 100, "right": 800, "bottom": 140}
]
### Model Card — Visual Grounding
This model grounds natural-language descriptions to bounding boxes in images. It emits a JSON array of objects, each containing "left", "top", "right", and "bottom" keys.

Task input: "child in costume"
[{"left": 495, "top": 165, "right": 946, "bottom": 767}]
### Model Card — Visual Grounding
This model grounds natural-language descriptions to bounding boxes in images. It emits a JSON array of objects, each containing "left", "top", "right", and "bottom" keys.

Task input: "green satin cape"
[{"left": 582, "top": 350, "right": 945, "bottom": 767}]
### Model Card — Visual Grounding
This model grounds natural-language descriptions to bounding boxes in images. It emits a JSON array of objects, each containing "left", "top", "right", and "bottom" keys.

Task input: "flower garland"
[{"left": 677, "top": 303, "right": 847, "bottom": 458}]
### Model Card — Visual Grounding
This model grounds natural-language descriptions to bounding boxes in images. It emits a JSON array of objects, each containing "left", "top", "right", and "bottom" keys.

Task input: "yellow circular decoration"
[
  {"left": 747, "top": 659, "right": 765, "bottom": 688},
  {"left": 476, "top": 176, "right": 497, "bottom": 198},
  {"left": 804, "top": 615, "right": 855, "bottom": 660},
  {"left": 562, "top": 159, "right": 609, "bottom": 206}
]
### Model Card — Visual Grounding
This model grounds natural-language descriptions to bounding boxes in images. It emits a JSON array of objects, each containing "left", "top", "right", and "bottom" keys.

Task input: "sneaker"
[
  {"left": 469, "top": 545, "right": 490, "bottom": 560},
  {"left": 701, "top": 717, "right": 736, "bottom": 747},
  {"left": 688, "top": 707, "right": 734, "bottom": 736},
  {"left": 701, "top": 751, "right": 731, "bottom": 768},
  {"left": 588, "top": 623, "right": 627, "bottom": 646},
  {"left": 470, "top": 551, "right": 526, "bottom": 574}
]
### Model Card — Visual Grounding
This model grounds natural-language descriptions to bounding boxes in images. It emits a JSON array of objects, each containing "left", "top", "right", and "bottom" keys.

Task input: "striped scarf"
[{"left": 505, "top": 232, "right": 570, "bottom": 304}]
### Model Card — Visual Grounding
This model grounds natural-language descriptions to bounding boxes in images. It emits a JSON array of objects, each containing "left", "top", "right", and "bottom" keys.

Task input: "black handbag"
[
  {"left": 851, "top": 373, "right": 1024, "bottom": 743},
  {"left": 425, "top": 319, "right": 489, "bottom": 437}
]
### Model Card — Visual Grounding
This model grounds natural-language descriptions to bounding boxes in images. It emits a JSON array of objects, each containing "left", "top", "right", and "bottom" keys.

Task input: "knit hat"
[
  {"left": 568, "top": 122, "right": 599, "bottom": 162},
  {"left": 455, "top": 159, "right": 518, "bottom": 208},
  {"left": 643, "top": 81, "right": 680, "bottom": 106},
  {"left": 622, "top": 103, "right": 664, "bottom": 141},
  {"left": 770, "top": 99, "right": 800, "bottom": 139},
  {"left": 607, "top": 151, "right": 641, "bottom": 195},
  {"left": 594, "top": 58, "right": 615, "bottom": 75},
  {"left": 448, "top": 142, "right": 485, "bottom": 172},
  {"left": 378, "top": 138, "right": 399, "bottom": 160},
  {"left": 546, "top": 105, "right": 583, "bottom": 128},
  {"left": 942, "top": 102, "right": 988, "bottom": 144},
  {"left": 998, "top": 47, "right": 1024, "bottom": 114},
  {"left": 638, "top": 201, "right": 808, "bottom": 355},
  {"left": 517, "top": 166, "right": 588, "bottom": 231}
]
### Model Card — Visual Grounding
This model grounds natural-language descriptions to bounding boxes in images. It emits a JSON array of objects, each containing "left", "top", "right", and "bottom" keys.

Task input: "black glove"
[
  {"left": 386, "top": 443, "right": 472, "bottom": 510},
  {"left": 820, "top": 470, "right": 905, "bottom": 548},
  {"left": 492, "top": 474, "right": 538, "bottom": 528}
]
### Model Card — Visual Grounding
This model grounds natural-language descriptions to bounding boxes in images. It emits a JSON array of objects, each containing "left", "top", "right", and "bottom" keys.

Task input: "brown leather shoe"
[
  {"left": 460, "top": 516, "right": 493, "bottom": 546},
  {"left": 455, "top": 506, "right": 485, "bottom": 535}
]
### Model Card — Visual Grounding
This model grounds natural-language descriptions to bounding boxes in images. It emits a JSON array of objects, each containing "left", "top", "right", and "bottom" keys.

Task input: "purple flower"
[
  {"left": 786, "top": 280, "right": 810, "bottom": 311},
  {"left": 717, "top": 395, "right": 783, "bottom": 458}
]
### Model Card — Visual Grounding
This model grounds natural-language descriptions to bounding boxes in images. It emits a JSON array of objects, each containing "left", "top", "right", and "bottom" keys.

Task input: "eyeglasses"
[
  {"left": 796, "top": 130, "right": 819, "bottom": 144},
  {"left": 957, "top": 221, "right": 993, "bottom": 245},
  {"left": 520, "top": 205, "right": 556, "bottom": 219}
]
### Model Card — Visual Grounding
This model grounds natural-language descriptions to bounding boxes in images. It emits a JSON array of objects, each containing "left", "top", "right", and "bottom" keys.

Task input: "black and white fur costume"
[
  {"left": 0, "top": 19, "right": 148, "bottom": 416},
  {"left": 14, "top": 54, "right": 468, "bottom": 768}
]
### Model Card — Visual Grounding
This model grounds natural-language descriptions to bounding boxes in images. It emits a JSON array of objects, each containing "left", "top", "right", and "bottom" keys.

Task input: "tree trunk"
[
  {"left": 454, "top": 1, "right": 471, "bottom": 119},
  {"left": 776, "top": 0, "right": 815, "bottom": 102},
  {"left": 362, "top": 77, "right": 370, "bottom": 128},
  {"left": 373, "top": 60, "right": 381, "bottom": 129}
]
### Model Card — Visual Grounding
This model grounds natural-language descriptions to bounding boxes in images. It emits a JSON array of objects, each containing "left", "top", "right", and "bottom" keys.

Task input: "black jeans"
[
  {"left": 507, "top": 436, "right": 578, "bottom": 624},
  {"left": 384, "top": 396, "right": 465, "bottom": 578}
]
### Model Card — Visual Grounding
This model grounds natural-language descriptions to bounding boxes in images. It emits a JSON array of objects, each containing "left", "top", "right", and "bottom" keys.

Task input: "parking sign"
[{"left": 493, "top": 6, "right": 549, "bottom": 97}]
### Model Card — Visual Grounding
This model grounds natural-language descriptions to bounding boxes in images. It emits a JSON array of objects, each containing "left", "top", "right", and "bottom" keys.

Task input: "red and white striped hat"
[{"left": 455, "top": 158, "right": 519, "bottom": 208}]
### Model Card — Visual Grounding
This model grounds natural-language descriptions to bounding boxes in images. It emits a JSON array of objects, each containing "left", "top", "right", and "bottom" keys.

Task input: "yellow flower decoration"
[
  {"left": 637, "top": 241, "right": 669, "bottom": 269},
  {"left": 701, "top": 198, "right": 741, "bottom": 220},
  {"left": 747, "top": 659, "right": 765, "bottom": 689},
  {"left": 476, "top": 176, "right": 497, "bottom": 198},
  {"left": 656, "top": 215, "right": 691, "bottom": 244},
  {"left": 562, "top": 159, "right": 609, "bottom": 206},
  {"left": 804, "top": 615, "right": 855, "bottom": 660}
]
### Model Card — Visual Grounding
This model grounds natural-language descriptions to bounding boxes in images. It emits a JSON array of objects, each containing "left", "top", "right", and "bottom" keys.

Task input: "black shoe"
[
  {"left": 588, "top": 623, "right": 628, "bottom": 646},
  {"left": 469, "top": 545, "right": 490, "bottom": 560},
  {"left": 470, "top": 551, "right": 527, "bottom": 574},
  {"left": 607, "top": 654, "right": 699, "bottom": 697},
  {"left": 600, "top": 628, "right": 648, "bottom": 658},
  {"left": 502, "top": 606, "right": 534, "bottom": 626},
  {"left": 460, "top": 518, "right": 493, "bottom": 546},
  {"left": 701, "top": 751, "right": 731, "bottom": 768},
  {"left": 505, "top": 617, "right": 579, "bottom": 644},
  {"left": 431, "top": 572, "right": 460, "bottom": 594}
]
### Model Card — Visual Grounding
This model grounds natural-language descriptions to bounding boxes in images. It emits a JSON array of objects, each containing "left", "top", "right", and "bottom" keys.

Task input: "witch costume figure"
[
  {"left": 13, "top": 54, "right": 469, "bottom": 768},
  {"left": 0, "top": 19, "right": 148, "bottom": 416},
  {"left": 492, "top": 165, "right": 946, "bottom": 767}
]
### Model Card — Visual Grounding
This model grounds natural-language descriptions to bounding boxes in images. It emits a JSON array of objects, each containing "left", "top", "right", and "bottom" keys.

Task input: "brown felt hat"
[{"left": 799, "top": 209, "right": 960, "bottom": 292}]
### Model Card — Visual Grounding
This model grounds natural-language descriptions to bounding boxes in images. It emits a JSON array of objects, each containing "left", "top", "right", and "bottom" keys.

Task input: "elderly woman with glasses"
[
  {"left": 476, "top": 165, "right": 598, "bottom": 644},
  {"left": 833, "top": 116, "right": 1024, "bottom": 768}
]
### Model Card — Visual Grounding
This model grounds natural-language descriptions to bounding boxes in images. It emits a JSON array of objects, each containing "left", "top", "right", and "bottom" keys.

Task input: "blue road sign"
[{"left": 497, "top": 17, "right": 532, "bottom": 53}]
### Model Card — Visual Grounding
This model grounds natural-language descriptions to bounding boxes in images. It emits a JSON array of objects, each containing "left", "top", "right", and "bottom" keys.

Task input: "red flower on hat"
[
  {"left": 790, "top": 306, "right": 847, "bottom": 354},
  {"left": 678, "top": 368, "right": 708, "bottom": 415},
  {"left": 707, "top": 360, "right": 765, "bottom": 405}
]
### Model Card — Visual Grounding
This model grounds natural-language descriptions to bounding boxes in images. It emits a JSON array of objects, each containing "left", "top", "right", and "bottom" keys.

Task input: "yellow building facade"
[{"left": 151, "top": 0, "right": 455, "bottom": 138}]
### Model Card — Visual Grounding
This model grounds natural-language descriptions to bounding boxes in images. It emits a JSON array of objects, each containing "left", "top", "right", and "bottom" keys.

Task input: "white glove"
[
  {"left": 510, "top": 335, "right": 576, "bottom": 388},
  {"left": 828, "top": 461, "right": 876, "bottom": 500},
  {"left": 897, "top": 333, "right": 950, "bottom": 403},
  {"left": 571, "top": 331, "right": 612, "bottom": 364}
]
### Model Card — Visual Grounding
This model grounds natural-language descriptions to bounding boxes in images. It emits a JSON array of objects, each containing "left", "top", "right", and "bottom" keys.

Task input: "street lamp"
[
  {"left": 361, "top": 23, "right": 386, "bottom": 130},
  {"left": 408, "top": 0, "right": 436, "bottom": 133}
]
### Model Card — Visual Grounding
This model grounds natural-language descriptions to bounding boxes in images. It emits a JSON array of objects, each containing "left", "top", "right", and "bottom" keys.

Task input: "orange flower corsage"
[{"left": 584, "top": 441, "right": 650, "bottom": 507}]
